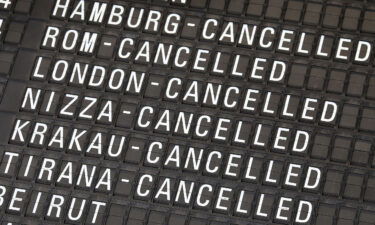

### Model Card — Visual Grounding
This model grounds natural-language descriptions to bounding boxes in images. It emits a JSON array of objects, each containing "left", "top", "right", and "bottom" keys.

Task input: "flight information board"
[{"left": 0, "top": 0, "right": 374, "bottom": 224}]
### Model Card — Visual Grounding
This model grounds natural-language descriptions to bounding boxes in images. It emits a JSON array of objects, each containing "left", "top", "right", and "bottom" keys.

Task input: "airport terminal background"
[{"left": 0, "top": 0, "right": 374, "bottom": 224}]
